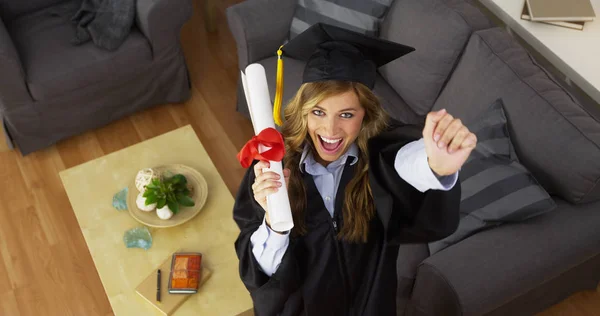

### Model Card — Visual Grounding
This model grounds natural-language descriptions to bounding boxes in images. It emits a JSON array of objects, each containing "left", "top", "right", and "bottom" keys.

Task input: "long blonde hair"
[{"left": 282, "top": 81, "right": 389, "bottom": 243}]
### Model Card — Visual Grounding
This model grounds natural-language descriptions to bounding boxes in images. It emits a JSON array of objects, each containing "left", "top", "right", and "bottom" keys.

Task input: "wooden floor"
[{"left": 0, "top": 0, "right": 598, "bottom": 315}]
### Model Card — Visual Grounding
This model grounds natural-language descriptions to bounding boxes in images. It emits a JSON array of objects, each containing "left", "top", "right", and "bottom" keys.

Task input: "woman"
[{"left": 233, "top": 24, "right": 477, "bottom": 315}]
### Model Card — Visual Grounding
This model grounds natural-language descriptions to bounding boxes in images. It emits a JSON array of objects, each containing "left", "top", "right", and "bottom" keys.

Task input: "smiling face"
[{"left": 307, "top": 90, "right": 366, "bottom": 166}]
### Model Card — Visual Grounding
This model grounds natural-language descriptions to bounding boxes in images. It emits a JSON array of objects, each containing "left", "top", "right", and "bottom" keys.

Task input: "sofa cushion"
[
  {"left": 433, "top": 27, "right": 600, "bottom": 204},
  {"left": 257, "top": 56, "right": 421, "bottom": 125},
  {"left": 408, "top": 198, "right": 600, "bottom": 316},
  {"left": 8, "top": 3, "right": 152, "bottom": 101},
  {"left": 379, "top": 0, "right": 492, "bottom": 116},
  {"left": 0, "top": 0, "right": 69, "bottom": 21},
  {"left": 288, "top": 0, "right": 394, "bottom": 39},
  {"left": 428, "top": 99, "right": 556, "bottom": 254}
]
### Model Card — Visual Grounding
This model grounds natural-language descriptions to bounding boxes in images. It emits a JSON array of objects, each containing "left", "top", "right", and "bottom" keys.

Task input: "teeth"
[{"left": 319, "top": 135, "right": 342, "bottom": 144}]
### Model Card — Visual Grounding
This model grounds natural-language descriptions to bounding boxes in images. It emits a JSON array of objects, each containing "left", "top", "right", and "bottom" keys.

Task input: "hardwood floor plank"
[
  {"left": 8, "top": 206, "right": 75, "bottom": 315},
  {"left": 129, "top": 104, "right": 180, "bottom": 141},
  {"left": 13, "top": 147, "right": 111, "bottom": 315},
  {"left": 0, "top": 152, "right": 33, "bottom": 211},
  {"left": 538, "top": 288, "right": 600, "bottom": 316},
  {"left": 183, "top": 86, "right": 247, "bottom": 194},
  {"left": 94, "top": 117, "right": 143, "bottom": 155},
  {"left": 0, "top": 246, "right": 11, "bottom": 295},
  {"left": 9, "top": 206, "right": 53, "bottom": 266},
  {"left": 0, "top": 125, "right": 10, "bottom": 153},
  {"left": 51, "top": 242, "right": 112, "bottom": 316},
  {"left": 13, "top": 284, "right": 50, "bottom": 316},
  {"left": 167, "top": 103, "right": 196, "bottom": 129},
  {"left": 0, "top": 203, "right": 37, "bottom": 290},
  {"left": 56, "top": 131, "right": 105, "bottom": 170},
  {"left": 0, "top": 290, "right": 21, "bottom": 316},
  {"left": 16, "top": 148, "right": 70, "bottom": 246}
]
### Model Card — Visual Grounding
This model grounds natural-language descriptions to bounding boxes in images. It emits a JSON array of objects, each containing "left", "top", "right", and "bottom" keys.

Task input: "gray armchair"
[
  {"left": 0, "top": 0, "right": 192, "bottom": 154},
  {"left": 227, "top": 0, "right": 297, "bottom": 119}
]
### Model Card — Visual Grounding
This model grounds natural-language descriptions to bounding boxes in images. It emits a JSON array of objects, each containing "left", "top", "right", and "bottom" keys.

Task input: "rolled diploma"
[{"left": 241, "top": 64, "right": 294, "bottom": 232}]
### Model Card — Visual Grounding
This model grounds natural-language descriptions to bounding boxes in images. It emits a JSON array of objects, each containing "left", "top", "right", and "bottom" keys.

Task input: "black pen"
[{"left": 157, "top": 269, "right": 161, "bottom": 302}]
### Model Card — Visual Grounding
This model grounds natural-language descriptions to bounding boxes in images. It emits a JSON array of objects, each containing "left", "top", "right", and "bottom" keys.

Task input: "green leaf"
[
  {"left": 167, "top": 200, "right": 179, "bottom": 214},
  {"left": 170, "top": 175, "right": 180, "bottom": 184},
  {"left": 145, "top": 194, "right": 158, "bottom": 205},
  {"left": 174, "top": 174, "right": 187, "bottom": 185},
  {"left": 146, "top": 182, "right": 158, "bottom": 189},
  {"left": 142, "top": 191, "right": 159, "bottom": 198},
  {"left": 157, "top": 198, "right": 167, "bottom": 209},
  {"left": 177, "top": 194, "right": 195, "bottom": 207}
]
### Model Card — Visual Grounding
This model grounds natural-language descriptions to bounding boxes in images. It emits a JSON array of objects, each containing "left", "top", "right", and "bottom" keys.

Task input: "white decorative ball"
[
  {"left": 157, "top": 205, "right": 174, "bottom": 220},
  {"left": 187, "top": 183, "right": 194, "bottom": 197},
  {"left": 135, "top": 168, "right": 160, "bottom": 193},
  {"left": 136, "top": 193, "right": 156, "bottom": 212}
]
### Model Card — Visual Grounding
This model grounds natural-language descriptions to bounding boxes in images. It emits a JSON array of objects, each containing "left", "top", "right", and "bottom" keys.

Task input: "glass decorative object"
[
  {"left": 123, "top": 226, "right": 153, "bottom": 250},
  {"left": 112, "top": 187, "right": 128, "bottom": 211}
]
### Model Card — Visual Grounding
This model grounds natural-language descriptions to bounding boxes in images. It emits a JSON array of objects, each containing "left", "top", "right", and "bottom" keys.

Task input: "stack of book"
[
  {"left": 520, "top": 0, "right": 596, "bottom": 30},
  {"left": 136, "top": 251, "right": 211, "bottom": 315}
]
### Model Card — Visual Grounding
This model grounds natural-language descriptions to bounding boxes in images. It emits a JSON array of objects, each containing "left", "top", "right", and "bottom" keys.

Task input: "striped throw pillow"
[
  {"left": 428, "top": 99, "right": 556, "bottom": 254},
  {"left": 289, "top": 0, "right": 395, "bottom": 39}
]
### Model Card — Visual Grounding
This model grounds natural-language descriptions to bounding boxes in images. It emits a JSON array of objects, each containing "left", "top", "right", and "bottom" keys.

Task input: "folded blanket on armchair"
[{"left": 71, "top": 0, "right": 135, "bottom": 51}]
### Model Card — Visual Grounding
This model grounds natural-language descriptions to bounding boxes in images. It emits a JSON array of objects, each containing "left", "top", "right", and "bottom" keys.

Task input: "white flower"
[
  {"left": 157, "top": 205, "right": 174, "bottom": 220},
  {"left": 136, "top": 193, "right": 156, "bottom": 212}
]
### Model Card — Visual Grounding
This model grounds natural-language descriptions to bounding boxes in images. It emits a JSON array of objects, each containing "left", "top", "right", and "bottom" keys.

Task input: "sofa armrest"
[
  {"left": 0, "top": 17, "right": 32, "bottom": 112},
  {"left": 406, "top": 199, "right": 600, "bottom": 316},
  {"left": 226, "top": 0, "right": 296, "bottom": 69},
  {"left": 136, "top": 0, "right": 192, "bottom": 59}
]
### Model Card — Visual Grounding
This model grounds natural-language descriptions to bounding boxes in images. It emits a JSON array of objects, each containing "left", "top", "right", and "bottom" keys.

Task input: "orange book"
[
  {"left": 168, "top": 252, "right": 202, "bottom": 294},
  {"left": 136, "top": 251, "right": 211, "bottom": 315}
]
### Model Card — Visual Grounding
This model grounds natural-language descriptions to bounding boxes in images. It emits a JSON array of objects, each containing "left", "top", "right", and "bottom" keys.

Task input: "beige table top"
[
  {"left": 59, "top": 125, "right": 253, "bottom": 315},
  {"left": 479, "top": 0, "right": 600, "bottom": 104}
]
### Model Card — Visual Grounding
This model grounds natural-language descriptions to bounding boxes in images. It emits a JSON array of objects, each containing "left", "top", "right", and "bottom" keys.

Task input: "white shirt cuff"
[
  {"left": 395, "top": 138, "right": 458, "bottom": 192},
  {"left": 249, "top": 216, "right": 290, "bottom": 276}
]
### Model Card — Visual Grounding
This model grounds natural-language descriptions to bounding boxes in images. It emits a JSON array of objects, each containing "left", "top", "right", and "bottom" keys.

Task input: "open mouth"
[{"left": 318, "top": 135, "right": 343, "bottom": 155}]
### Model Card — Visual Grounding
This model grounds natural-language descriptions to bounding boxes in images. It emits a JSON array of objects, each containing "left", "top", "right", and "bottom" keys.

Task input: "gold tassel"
[{"left": 273, "top": 45, "right": 284, "bottom": 126}]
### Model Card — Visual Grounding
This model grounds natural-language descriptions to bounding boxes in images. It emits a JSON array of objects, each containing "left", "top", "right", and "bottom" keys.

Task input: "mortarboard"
[{"left": 272, "top": 23, "right": 415, "bottom": 125}]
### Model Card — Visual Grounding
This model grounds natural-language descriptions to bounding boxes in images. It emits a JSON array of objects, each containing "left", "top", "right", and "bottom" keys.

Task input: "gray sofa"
[
  {"left": 227, "top": 0, "right": 600, "bottom": 315},
  {"left": 0, "top": 0, "right": 192, "bottom": 155}
]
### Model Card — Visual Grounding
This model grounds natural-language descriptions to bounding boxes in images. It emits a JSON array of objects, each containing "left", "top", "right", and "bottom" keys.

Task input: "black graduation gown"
[{"left": 233, "top": 122, "right": 461, "bottom": 316}]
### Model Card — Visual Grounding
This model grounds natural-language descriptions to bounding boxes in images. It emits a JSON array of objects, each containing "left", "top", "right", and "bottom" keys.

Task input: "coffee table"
[{"left": 59, "top": 125, "right": 253, "bottom": 315}]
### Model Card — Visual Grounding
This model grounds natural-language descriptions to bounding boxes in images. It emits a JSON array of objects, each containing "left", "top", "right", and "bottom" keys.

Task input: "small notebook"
[{"left": 136, "top": 252, "right": 212, "bottom": 315}]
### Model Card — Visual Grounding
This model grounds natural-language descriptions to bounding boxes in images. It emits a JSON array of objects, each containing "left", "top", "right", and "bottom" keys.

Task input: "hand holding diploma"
[
  {"left": 236, "top": 64, "right": 294, "bottom": 232},
  {"left": 251, "top": 160, "right": 291, "bottom": 233}
]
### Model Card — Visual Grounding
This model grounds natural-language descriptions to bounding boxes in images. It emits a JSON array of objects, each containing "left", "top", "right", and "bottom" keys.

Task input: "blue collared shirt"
[
  {"left": 299, "top": 142, "right": 359, "bottom": 217},
  {"left": 250, "top": 138, "right": 458, "bottom": 276}
]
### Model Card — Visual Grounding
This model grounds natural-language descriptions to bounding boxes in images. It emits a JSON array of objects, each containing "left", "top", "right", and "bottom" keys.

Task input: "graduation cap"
[{"left": 272, "top": 23, "right": 415, "bottom": 125}]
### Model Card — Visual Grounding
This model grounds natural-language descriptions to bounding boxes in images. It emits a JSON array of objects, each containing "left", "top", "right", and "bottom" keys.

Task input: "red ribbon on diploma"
[{"left": 237, "top": 127, "right": 285, "bottom": 168}]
